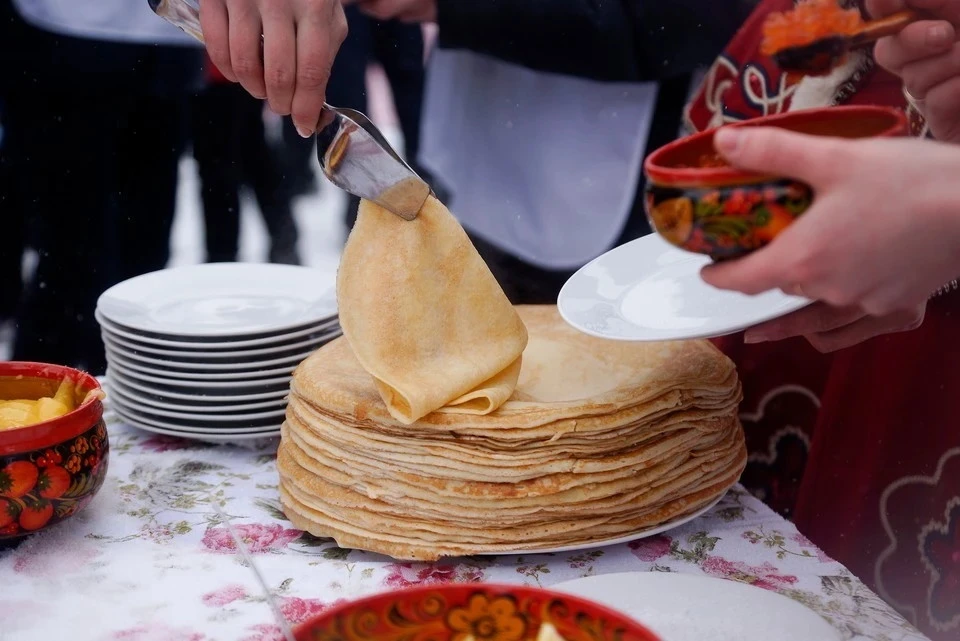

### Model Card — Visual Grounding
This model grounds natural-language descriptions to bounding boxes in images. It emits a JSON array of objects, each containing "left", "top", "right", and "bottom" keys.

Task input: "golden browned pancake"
[
  {"left": 280, "top": 306, "right": 745, "bottom": 560},
  {"left": 337, "top": 196, "right": 528, "bottom": 424}
]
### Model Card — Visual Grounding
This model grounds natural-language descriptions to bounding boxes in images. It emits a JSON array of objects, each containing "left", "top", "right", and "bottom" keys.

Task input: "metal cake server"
[
  {"left": 148, "top": 0, "right": 430, "bottom": 220},
  {"left": 210, "top": 500, "right": 297, "bottom": 641}
]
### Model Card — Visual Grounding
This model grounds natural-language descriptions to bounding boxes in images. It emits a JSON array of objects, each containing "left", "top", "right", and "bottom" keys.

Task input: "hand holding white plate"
[{"left": 558, "top": 235, "right": 811, "bottom": 341}]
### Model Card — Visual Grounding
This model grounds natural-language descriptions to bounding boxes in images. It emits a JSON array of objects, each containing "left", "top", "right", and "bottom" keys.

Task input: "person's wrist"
[
  {"left": 930, "top": 279, "right": 959, "bottom": 298},
  {"left": 926, "top": 151, "right": 960, "bottom": 297}
]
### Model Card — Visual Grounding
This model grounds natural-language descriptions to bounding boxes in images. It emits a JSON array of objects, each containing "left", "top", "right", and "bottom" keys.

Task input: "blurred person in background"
[
  {"left": 191, "top": 54, "right": 302, "bottom": 266},
  {"left": 347, "top": 1, "right": 958, "bottom": 635},
  {"left": 353, "top": 0, "right": 756, "bottom": 303},
  {"left": 682, "top": 8, "right": 960, "bottom": 638},
  {"left": 0, "top": 0, "right": 203, "bottom": 373},
  {"left": 0, "top": 86, "right": 26, "bottom": 330},
  {"left": 279, "top": 3, "right": 430, "bottom": 233}
]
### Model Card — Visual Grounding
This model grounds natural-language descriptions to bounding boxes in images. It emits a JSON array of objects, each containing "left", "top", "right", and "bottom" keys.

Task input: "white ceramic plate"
[
  {"left": 110, "top": 397, "right": 284, "bottom": 432},
  {"left": 552, "top": 572, "right": 840, "bottom": 641},
  {"left": 108, "top": 387, "right": 287, "bottom": 421},
  {"left": 97, "top": 263, "right": 337, "bottom": 337},
  {"left": 107, "top": 371, "right": 291, "bottom": 402},
  {"left": 558, "top": 235, "right": 811, "bottom": 341},
  {"left": 104, "top": 349, "right": 299, "bottom": 381},
  {"left": 479, "top": 494, "right": 723, "bottom": 556},
  {"left": 108, "top": 378, "right": 287, "bottom": 413},
  {"left": 105, "top": 361, "right": 292, "bottom": 389},
  {"left": 95, "top": 308, "right": 340, "bottom": 349},
  {"left": 112, "top": 408, "right": 281, "bottom": 442},
  {"left": 100, "top": 316, "right": 340, "bottom": 364},
  {"left": 102, "top": 339, "right": 318, "bottom": 372}
]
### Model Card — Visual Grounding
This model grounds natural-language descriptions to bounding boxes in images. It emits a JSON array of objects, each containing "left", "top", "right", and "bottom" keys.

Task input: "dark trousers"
[
  {"left": 191, "top": 83, "right": 299, "bottom": 264},
  {"left": 281, "top": 6, "right": 427, "bottom": 227},
  {"left": 0, "top": 3, "right": 200, "bottom": 373},
  {"left": 4, "top": 91, "right": 189, "bottom": 374},
  {"left": 0, "top": 97, "right": 26, "bottom": 320}
]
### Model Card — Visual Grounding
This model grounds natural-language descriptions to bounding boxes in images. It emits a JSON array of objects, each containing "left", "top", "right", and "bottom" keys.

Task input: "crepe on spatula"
[{"left": 338, "top": 195, "right": 528, "bottom": 425}]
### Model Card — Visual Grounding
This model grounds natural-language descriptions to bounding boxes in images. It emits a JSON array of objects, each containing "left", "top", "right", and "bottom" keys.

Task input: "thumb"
[{"left": 714, "top": 127, "right": 839, "bottom": 186}]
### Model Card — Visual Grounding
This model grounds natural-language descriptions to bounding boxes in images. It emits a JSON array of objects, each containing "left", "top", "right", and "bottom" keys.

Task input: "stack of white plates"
[{"left": 95, "top": 263, "right": 339, "bottom": 442}]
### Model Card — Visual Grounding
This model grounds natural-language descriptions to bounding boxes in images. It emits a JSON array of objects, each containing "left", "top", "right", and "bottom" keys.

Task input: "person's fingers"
[
  {"left": 700, "top": 246, "right": 793, "bottom": 296},
  {"left": 856, "top": 261, "right": 944, "bottom": 316},
  {"left": 874, "top": 21, "right": 956, "bottom": 76},
  {"left": 713, "top": 127, "right": 849, "bottom": 187},
  {"left": 700, "top": 198, "right": 832, "bottom": 297},
  {"left": 901, "top": 42, "right": 960, "bottom": 99},
  {"left": 227, "top": 0, "right": 267, "bottom": 98},
  {"left": 290, "top": 0, "right": 346, "bottom": 137},
  {"left": 864, "top": 0, "right": 907, "bottom": 19},
  {"left": 743, "top": 304, "right": 866, "bottom": 343},
  {"left": 804, "top": 305, "right": 925, "bottom": 352},
  {"left": 700, "top": 233, "right": 810, "bottom": 296},
  {"left": 919, "top": 75, "right": 960, "bottom": 139},
  {"left": 262, "top": 3, "right": 297, "bottom": 115},
  {"left": 200, "top": 0, "right": 236, "bottom": 82},
  {"left": 899, "top": 0, "right": 960, "bottom": 23}
]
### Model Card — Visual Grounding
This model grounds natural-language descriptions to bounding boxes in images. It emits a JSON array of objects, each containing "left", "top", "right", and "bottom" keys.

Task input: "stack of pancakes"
[{"left": 279, "top": 305, "right": 745, "bottom": 560}]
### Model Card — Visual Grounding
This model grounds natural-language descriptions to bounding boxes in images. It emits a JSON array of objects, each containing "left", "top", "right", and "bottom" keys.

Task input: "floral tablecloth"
[{"left": 0, "top": 417, "right": 929, "bottom": 641}]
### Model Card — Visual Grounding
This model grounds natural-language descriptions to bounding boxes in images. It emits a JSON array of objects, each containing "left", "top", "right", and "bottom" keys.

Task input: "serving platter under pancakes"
[{"left": 280, "top": 303, "right": 745, "bottom": 559}]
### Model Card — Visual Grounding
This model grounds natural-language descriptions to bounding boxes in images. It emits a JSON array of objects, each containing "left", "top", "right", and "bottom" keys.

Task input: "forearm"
[{"left": 435, "top": 0, "right": 758, "bottom": 82}]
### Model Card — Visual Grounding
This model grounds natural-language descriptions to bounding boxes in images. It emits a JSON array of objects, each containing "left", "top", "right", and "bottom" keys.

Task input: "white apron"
[
  {"left": 419, "top": 48, "right": 658, "bottom": 270},
  {"left": 13, "top": 0, "right": 196, "bottom": 45}
]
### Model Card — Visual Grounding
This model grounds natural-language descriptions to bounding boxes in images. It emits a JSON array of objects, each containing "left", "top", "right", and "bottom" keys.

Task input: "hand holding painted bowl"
[
  {"left": 0, "top": 362, "right": 107, "bottom": 543},
  {"left": 294, "top": 583, "right": 661, "bottom": 641},
  {"left": 643, "top": 105, "right": 907, "bottom": 260}
]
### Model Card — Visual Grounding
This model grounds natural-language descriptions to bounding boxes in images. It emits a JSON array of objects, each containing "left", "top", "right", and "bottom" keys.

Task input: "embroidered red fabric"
[{"left": 685, "top": 1, "right": 958, "bottom": 637}]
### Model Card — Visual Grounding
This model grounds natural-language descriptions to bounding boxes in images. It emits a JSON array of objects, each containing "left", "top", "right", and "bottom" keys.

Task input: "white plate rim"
[
  {"left": 111, "top": 411, "right": 281, "bottom": 442},
  {"left": 96, "top": 263, "right": 337, "bottom": 337},
  {"left": 106, "top": 361, "right": 292, "bottom": 388},
  {"left": 110, "top": 399, "right": 285, "bottom": 433},
  {"left": 95, "top": 308, "right": 339, "bottom": 349},
  {"left": 550, "top": 571, "right": 841, "bottom": 641},
  {"left": 104, "top": 349, "right": 300, "bottom": 380},
  {"left": 557, "top": 235, "right": 811, "bottom": 342},
  {"left": 106, "top": 370, "right": 291, "bottom": 402},
  {"left": 107, "top": 389, "right": 288, "bottom": 421},
  {"left": 102, "top": 340, "right": 318, "bottom": 372},
  {"left": 107, "top": 378, "right": 288, "bottom": 413},
  {"left": 100, "top": 316, "right": 343, "bottom": 359},
  {"left": 476, "top": 492, "right": 725, "bottom": 556}
]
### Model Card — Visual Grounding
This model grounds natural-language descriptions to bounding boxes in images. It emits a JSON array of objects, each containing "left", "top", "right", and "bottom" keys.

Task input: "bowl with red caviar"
[
  {"left": 643, "top": 105, "right": 907, "bottom": 260},
  {"left": 294, "top": 583, "right": 661, "bottom": 641},
  {"left": 0, "top": 362, "right": 108, "bottom": 544}
]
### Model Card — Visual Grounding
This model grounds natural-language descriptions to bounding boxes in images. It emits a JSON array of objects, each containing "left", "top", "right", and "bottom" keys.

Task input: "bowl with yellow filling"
[
  {"left": 0, "top": 362, "right": 107, "bottom": 542},
  {"left": 294, "top": 583, "right": 661, "bottom": 641}
]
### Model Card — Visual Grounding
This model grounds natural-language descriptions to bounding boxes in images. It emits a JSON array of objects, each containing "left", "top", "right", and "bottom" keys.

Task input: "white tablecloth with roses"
[{"left": 0, "top": 417, "right": 930, "bottom": 641}]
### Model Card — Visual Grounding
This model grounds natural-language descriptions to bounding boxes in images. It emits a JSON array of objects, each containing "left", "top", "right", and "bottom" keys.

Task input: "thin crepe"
[
  {"left": 293, "top": 307, "right": 738, "bottom": 433},
  {"left": 337, "top": 196, "right": 528, "bottom": 424},
  {"left": 280, "top": 305, "right": 746, "bottom": 560}
]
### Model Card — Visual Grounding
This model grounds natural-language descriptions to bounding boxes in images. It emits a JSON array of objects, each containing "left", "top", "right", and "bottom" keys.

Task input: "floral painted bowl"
[
  {"left": 0, "top": 362, "right": 107, "bottom": 543},
  {"left": 294, "top": 583, "right": 661, "bottom": 641},
  {"left": 644, "top": 105, "right": 907, "bottom": 260}
]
